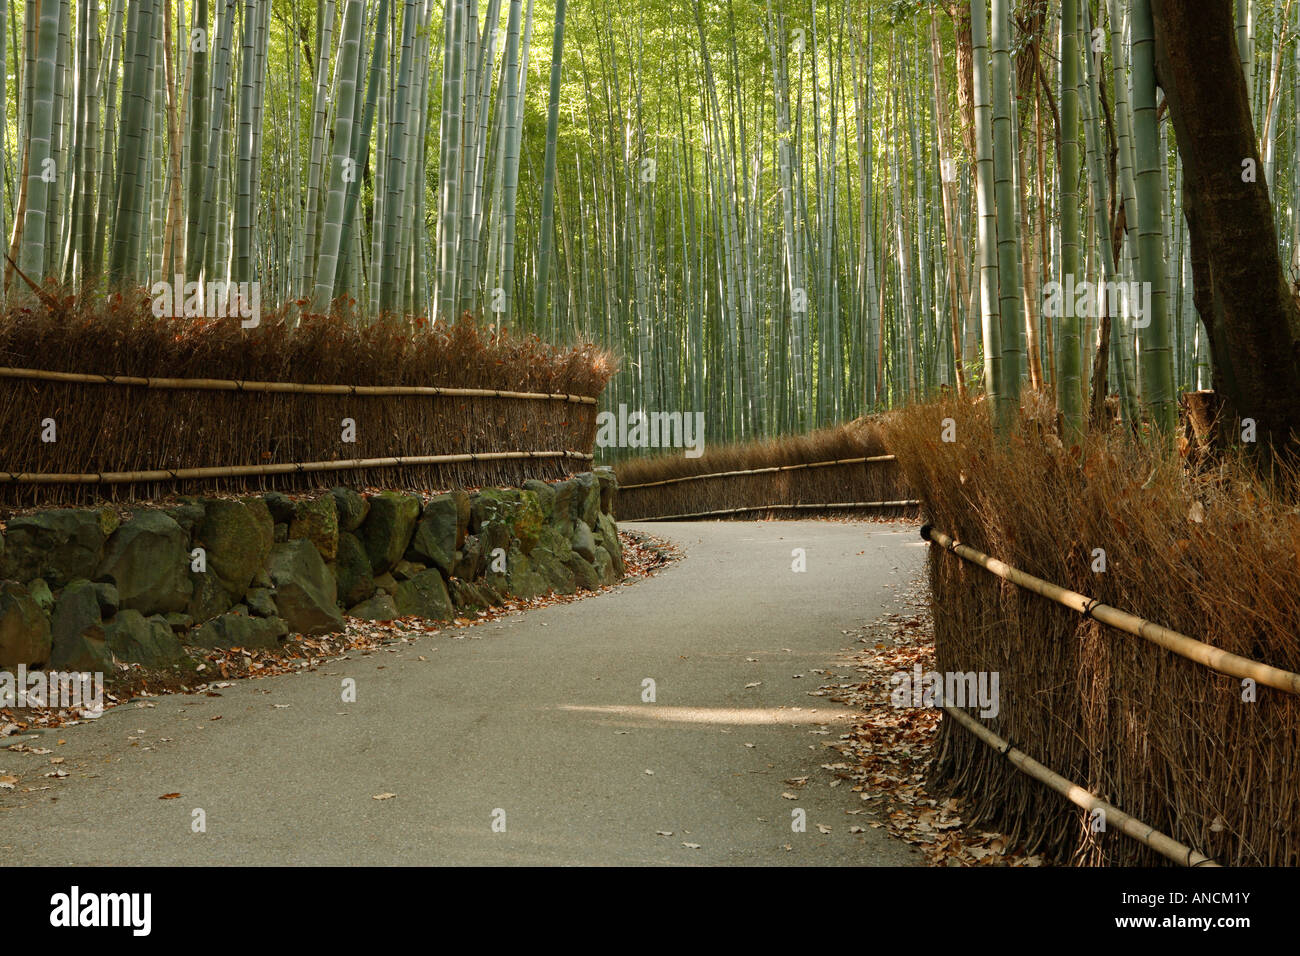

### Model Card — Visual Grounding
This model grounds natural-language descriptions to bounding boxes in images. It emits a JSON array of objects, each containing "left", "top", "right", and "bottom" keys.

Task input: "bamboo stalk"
[
  {"left": 378, "top": 0, "right": 419, "bottom": 314},
  {"left": 532, "top": 0, "right": 567, "bottom": 326},
  {"left": 0, "top": 366, "right": 598, "bottom": 403},
  {"left": 970, "top": 0, "right": 1005, "bottom": 428},
  {"left": 922, "top": 525, "right": 1300, "bottom": 696},
  {"left": 942, "top": 705, "right": 1218, "bottom": 867},
  {"left": 1057, "top": 0, "right": 1083, "bottom": 435},
  {"left": 18, "top": 0, "right": 59, "bottom": 284},
  {"left": 1130, "top": 0, "right": 1175, "bottom": 436},
  {"left": 990, "top": 0, "right": 1025, "bottom": 403},
  {"left": 0, "top": 450, "right": 595, "bottom": 485},
  {"left": 620, "top": 455, "right": 897, "bottom": 490}
]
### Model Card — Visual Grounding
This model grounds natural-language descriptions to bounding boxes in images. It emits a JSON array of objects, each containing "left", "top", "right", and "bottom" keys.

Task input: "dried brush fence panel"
[
  {"left": 614, "top": 422, "right": 916, "bottom": 521},
  {"left": 0, "top": 306, "right": 613, "bottom": 506},
  {"left": 886, "top": 400, "right": 1300, "bottom": 866},
  {"left": 923, "top": 526, "right": 1300, "bottom": 695},
  {"left": 0, "top": 374, "right": 597, "bottom": 506},
  {"left": 927, "top": 524, "right": 1300, "bottom": 866}
]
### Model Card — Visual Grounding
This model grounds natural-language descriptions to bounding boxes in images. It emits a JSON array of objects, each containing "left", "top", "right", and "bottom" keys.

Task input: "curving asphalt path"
[{"left": 1, "top": 519, "right": 927, "bottom": 866}]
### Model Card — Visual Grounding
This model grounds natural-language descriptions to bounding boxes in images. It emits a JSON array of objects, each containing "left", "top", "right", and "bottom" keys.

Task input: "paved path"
[{"left": 1, "top": 520, "right": 927, "bottom": 865}]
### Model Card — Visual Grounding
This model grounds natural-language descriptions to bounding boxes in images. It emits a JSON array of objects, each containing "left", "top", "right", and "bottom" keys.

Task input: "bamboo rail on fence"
[
  {"left": 0, "top": 450, "right": 594, "bottom": 485},
  {"left": 0, "top": 366, "right": 599, "bottom": 405},
  {"left": 922, "top": 522, "right": 1299, "bottom": 865},
  {"left": 921, "top": 524, "right": 1300, "bottom": 695},
  {"left": 634, "top": 499, "right": 920, "bottom": 521},
  {"left": 943, "top": 706, "right": 1218, "bottom": 867},
  {"left": 619, "top": 454, "right": 898, "bottom": 490}
]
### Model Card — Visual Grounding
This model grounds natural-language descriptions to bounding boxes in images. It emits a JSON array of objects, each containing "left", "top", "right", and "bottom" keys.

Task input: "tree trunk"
[
  {"left": 1152, "top": 0, "right": 1300, "bottom": 459},
  {"left": 944, "top": 2, "right": 975, "bottom": 162}
]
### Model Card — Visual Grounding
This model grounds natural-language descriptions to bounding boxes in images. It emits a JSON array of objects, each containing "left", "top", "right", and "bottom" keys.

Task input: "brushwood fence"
[
  {"left": 613, "top": 424, "right": 916, "bottom": 520},
  {"left": 888, "top": 399, "right": 1300, "bottom": 867},
  {"left": 0, "top": 367, "right": 600, "bottom": 506},
  {"left": 923, "top": 525, "right": 1300, "bottom": 867}
]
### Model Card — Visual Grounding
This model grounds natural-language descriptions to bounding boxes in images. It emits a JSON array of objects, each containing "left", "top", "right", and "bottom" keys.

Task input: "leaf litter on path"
[{"left": 816, "top": 575, "right": 1043, "bottom": 867}]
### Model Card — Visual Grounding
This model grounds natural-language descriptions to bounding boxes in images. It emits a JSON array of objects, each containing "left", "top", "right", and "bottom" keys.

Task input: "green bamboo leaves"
[{"left": 2, "top": 0, "right": 1293, "bottom": 459}]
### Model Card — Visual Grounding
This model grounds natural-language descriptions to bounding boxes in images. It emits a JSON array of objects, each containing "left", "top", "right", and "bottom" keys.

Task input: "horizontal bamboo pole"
[
  {"left": 633, "top": 500, "right": 921, "bottom": 521},
  {"left": 923, "top": 525, "right": 1300, "bottom": 696},
  {"left": 620, "top": 455, "right": 898, "bottom": 490},
  {"left": 0, "top": 450, "right": 594, "bottom": 484},
  {"left": 0, "top": 366, "right": 598, "bottom": 404},
  {"left": 943, "top": 705, "right": 1218, "bottom": 867}
]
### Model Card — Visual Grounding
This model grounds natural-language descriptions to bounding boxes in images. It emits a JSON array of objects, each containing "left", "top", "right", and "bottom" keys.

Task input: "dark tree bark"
[
  {"left": 1152, "top": 0, "right": 1300, "bottom": 460},
  {"left": 944, "top": 2, "right": 975, "bottom": 161}
]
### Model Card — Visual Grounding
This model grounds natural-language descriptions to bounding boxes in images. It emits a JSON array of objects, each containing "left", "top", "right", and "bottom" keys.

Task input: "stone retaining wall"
[{"left": 0, "top": 471, "right": 623, "bottom": 671}]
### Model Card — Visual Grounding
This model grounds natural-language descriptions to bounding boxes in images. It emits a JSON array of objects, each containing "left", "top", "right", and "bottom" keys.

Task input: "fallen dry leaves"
[{"left": 810, "top": 576, "right": 1047, "bottom": 867}]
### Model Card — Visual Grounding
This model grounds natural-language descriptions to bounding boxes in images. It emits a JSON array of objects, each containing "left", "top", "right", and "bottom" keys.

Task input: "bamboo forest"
[
  {"left": 4, "top": 0, "right": 1295, "bottom": 442},
  {"left": 3, "top": 0, "right": 1300, "bottom": 895}
]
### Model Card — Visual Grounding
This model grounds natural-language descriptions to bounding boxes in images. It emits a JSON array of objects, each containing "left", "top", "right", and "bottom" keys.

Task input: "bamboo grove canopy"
[{"left": 2, "top": 0, "right": 1299, "bottom": 452}]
